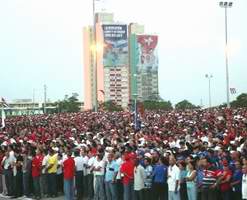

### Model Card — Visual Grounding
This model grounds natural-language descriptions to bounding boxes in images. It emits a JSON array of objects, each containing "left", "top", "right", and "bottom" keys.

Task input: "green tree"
[
  {"left": 231, "top": 93, "right": 247, "bottom": 108},
  {"left": 102, "top": 100, "right": 123, "bottom": 112},
  {"left": 56, "top": 93, "right": 81, "bottom": 113},
  {"left": 143, "top": 100, "right": 173, "bottom": 110},
  {"left": 175, "top": 100, "right": 197, "bottom": 110}
]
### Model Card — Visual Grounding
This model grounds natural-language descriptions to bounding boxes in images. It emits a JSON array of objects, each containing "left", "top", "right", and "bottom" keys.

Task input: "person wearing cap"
[
  {"left": 63, "top": 150, "right": 75, "bottom": 200},
  {"left": 47, "top": 148, "right": 58, "bottom": 198},
  {"left": 143, "top": 157, "right": 153, "bottom": 200}
]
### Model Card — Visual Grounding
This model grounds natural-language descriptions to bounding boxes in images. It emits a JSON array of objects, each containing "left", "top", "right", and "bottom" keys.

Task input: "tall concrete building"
[
  {"left": 83, "top": 13, "right": 130, "bottom": 110},
  {"left": 129, "top": 23, "right": 159, "bottom": 102}
]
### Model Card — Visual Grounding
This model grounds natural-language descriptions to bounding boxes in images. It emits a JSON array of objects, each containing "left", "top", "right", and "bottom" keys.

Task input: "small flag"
[
  {"left": 230, "top": 88, "right": 236, "bottom": 94},
  {"left": 1, "top": 109, "right": 6, "bottom": 128},
  {"left": 1, "top": 97, "right": 9, "bottom": 108}
]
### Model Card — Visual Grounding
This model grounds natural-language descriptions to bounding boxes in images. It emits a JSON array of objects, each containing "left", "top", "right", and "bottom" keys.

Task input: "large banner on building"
[
  {"left": 137, "top": 35, "right": 158, "bottom": 71},
  {"left": 103, "top": 25, "right": 128, "bottom": 67}
]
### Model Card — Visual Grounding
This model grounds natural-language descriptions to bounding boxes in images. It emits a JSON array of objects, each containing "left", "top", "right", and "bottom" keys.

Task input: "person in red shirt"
[
  {"left": 120, "top": 153, "right": 135, "bottom": 200},
  {"left": 32, "top": 148, "right": 44, "bottom": 200},
  {"left": 63, "top": 150, "right": 75, "bottom": 200},
  {"left": 218, "top": 160, "right": 232, "bottom": 200}
]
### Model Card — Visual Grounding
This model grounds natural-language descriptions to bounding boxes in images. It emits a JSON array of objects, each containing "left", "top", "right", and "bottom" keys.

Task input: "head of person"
[
  {"left": 74, "top": 149, "right": 80, "bottom": 157},
  {"left": 178, "top": 161, "right": 186, "bottom": 170},
  {"left": 242, "top": 165, "right": 247, "bottom": 174},
  {"left": 201, "top": 157, "right": 210, "bottom": 168},
  {"left": 107, "top": 153, "right": 114, "bottom": 163},
  {"left": 49, "top": 148, "right": 55, "bottom": 156},
  {"left": 67, "top": 150, "right": 72, "bottom": 157},
  {"left": 169, "top": 156, "right": 176, "bottom": 166},
  {"left": 144, "top": 157, "right": 151, "bottom": 166},
  {"left": 97, "top": 153, "right": 104, "bottom": 161},
  {"left": 235, "top": 160, "right": 242, "bottom": 170},
  {"left": 187, "top": 160, "right": 196, "bottom": 171}
]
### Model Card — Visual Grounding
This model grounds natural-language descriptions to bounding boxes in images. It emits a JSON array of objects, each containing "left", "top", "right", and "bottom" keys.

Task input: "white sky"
[{"left": 0, "top": 0, "right": 246, "bottom": 107}]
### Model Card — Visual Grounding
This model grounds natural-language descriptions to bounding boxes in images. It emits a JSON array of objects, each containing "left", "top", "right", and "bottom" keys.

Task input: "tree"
[
  {"left": 143, "top": 100, "right": 173, "bottom": 110},
  {"left": 56, "top": 94, "right": 81, "bottom": 113},
  {"left": 102, "top": 100, "right": 123, "bottom": 112},
  {"left": 175, "top": 100, "right": 197, "bottom": 110},
  {"left": 231, "top": 93, "right": 247, "bottom": 108}
]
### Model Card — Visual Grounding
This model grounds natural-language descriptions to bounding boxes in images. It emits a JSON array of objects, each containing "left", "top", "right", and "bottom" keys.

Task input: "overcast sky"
[{"left": 0, "top": 0, "right": 246, "bottom": 107}]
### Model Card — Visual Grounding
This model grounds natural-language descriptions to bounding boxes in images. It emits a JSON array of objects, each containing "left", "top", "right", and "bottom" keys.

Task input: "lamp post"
[
  {"left": 219, "top": 1, "right": 233, "bottom": 108},
  {"left": 92, "top": 0, "right": 98, "bottom": 112},
  {"left": 205, "top": 74, "right": 213, "bottom": 108}
]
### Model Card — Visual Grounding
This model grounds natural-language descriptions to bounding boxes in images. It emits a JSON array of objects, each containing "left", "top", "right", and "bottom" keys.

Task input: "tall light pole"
[
  {"left": 219, "top": 1, "right": 233, "bottom": 108},
  {"left": 205, "top": 74, "right": 213, "bottom": 108},
  {"left": 44, "top": 84, "right": 47, "bottom": 114},
  {"left": 92, "top": 0, "right": 98, "bottom": 112}
]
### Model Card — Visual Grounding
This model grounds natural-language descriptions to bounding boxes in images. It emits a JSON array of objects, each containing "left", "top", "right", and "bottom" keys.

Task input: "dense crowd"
[{"left": 0, "top": 108, "right": 247, "bottom": 200}]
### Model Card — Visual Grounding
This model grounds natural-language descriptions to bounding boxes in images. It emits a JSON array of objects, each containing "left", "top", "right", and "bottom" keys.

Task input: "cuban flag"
[
  {"left": 1, "top": 97, "right": 9, "bottom": 107},
  {"left": 1, "top": 97, "right": 9, "bottom": 129},
  {"left": 1, "top": 108, "right": 6, "bottom": 128}
]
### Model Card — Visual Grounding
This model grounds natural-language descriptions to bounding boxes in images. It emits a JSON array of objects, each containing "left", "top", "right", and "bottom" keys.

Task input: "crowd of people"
[{"left": 0, "top": 108, "right": 247, "bottom": 200}]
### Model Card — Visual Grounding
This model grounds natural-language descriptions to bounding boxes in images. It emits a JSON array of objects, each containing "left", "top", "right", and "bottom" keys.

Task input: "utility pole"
[{"left": 219, "top": 1, "right": 233, "bottom": 108}]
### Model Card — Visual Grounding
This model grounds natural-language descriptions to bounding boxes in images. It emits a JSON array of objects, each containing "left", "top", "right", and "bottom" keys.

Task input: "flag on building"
[
  {"left": 1, "top": 109, "right": 6, "bottom": 128},
  {"left": 1, "top": 97, "right": 9, "bottom": 107},
  {"left": 230, "top": 88, "right": 237, "bottom": 94}
]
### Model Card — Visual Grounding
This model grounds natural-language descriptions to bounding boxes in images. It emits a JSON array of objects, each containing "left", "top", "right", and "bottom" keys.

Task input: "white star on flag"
[{"left": 144, "top": 37, "right": 153, "bottom": 46}]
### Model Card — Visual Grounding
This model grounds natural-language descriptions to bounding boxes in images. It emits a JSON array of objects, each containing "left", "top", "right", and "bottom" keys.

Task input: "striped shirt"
[{"left": 202, "top": 168, "right": 217, "bottom": 188}]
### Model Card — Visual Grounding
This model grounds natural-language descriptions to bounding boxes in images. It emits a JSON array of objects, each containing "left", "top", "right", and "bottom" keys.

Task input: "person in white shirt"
[
  {"left": 242, "top": 165, "right": 247, "bottom": 200},
  {"left": 92, "top": 153, "right": 105, "bottom": 200},
  {"left": 2, "top": 148, "right": 15, "bottom": 196},
  {"left": 74, "top": 150, "right": 84, "bottom": 200},
  {"left": 81, "top": 148, "right": 89, "bottom": 199},
  {"left": 134, "top": 159, "right": 145, "bottom": 200},
  {"left": 167, "top": 156, "right": 180, "bottom": 200},
  {"left": 41, "top": 149, "right": 49, "bottom": 197},
  {"left": 86, "top": 151, "right": 95, "bottom": 200},
  {"left": 56, "top": 153, "right": 63, "bottom": 194}
]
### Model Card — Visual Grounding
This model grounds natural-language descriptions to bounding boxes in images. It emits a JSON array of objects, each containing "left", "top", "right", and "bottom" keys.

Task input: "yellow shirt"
[{"left": 47, "top": 154, "right": 58, "bottom": 174}]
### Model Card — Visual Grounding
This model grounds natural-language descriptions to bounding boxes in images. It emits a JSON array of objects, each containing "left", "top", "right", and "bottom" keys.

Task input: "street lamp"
[
  {"left": 219, "top": 1, "right": 233, "bottom": 108},
  {"left": 92, "top": 0, "right": 98, "bottom": 112},
  {"left": 205, "top": 74, "right": 213, "bottom": 108}
]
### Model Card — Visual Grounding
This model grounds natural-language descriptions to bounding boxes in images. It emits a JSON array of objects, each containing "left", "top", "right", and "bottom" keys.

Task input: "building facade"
[
  {"left": 83, "top": 13, "right": 130, "bottom": 109},
  {"left": 129, "top": 25, "right": 159, "bottom": 102},
  {"left": 83, "top": 15, "right": 159, "bottom": 110}
]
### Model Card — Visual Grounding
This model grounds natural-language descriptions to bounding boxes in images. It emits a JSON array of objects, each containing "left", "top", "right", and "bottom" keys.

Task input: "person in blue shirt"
[
  {"left": 105, "top": 153, "right": 119, "bottom": 200},
  {"left": 231, "top": 160, "right": 242, "bottom": 200},
  {"left": 178, "top": 161, "right": 188, "bottom": 200},
  {"left": 152, "top": 156, "right": 168, "bottom": 200}
]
